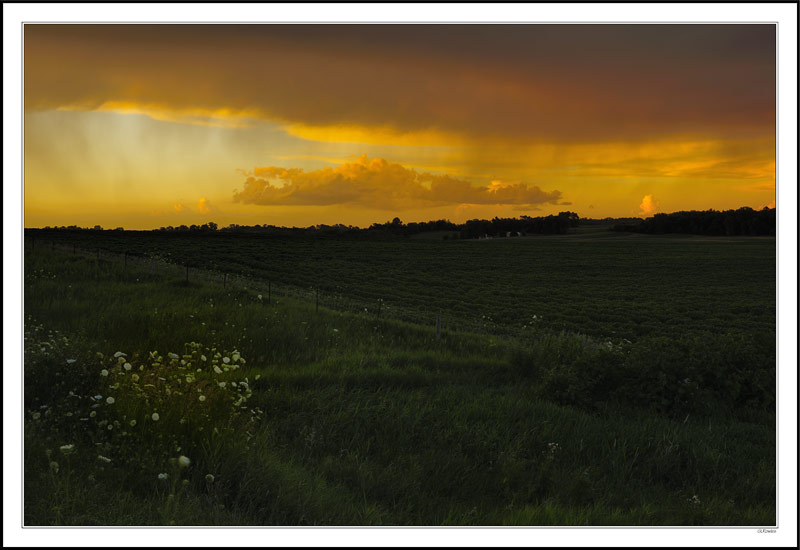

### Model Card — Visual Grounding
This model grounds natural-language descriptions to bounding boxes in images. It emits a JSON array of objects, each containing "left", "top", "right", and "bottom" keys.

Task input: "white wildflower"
[
  {"left": 123, "top": 362, "right": 132, "bottom": 371},
  {"left": 151, "top": 412, "right": 160, "bottom": 421},
  {"left": 59, "top": 444, "right": 75, "bottom": 455},
  {"left": 106, "top": 396, "right": 115, "bottom": 405},
  {"left": 100, "top": 369, "right": 109, "bottom": 377},
  {"left": 178, "top": 455, "right": 191, "bottom": 468}
]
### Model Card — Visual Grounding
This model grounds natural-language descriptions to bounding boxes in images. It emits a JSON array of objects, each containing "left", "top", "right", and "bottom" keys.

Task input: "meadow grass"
[{"left": 22, "top": 243, "right": 775, "bottom": 525}]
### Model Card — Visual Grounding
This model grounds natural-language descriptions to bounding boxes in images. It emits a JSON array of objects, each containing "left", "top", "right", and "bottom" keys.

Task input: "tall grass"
[{"left": 23, "top": 246, "right": 775, "bottom": 525}]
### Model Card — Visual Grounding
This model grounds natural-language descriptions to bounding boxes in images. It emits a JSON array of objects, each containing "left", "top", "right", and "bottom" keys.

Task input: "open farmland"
[
  {"left": 27, "top": 227, "right": 776, "bottom": 339},
  {"left": 23, "top": 228, "right": 776, "bottom": 526}
]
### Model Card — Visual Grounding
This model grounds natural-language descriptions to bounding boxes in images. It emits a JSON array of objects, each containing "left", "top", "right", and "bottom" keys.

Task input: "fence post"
[{"left": 436, "top": 313, "right": 441, "bottom": 341}]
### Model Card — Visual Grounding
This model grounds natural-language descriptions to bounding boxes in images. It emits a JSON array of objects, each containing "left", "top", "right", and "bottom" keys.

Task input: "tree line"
[
  {"left": 35, "top": 213, "right": 581, "bottom": 239},
  {"left": 611, "top": 207, "right": 775, "bottom": 236}
]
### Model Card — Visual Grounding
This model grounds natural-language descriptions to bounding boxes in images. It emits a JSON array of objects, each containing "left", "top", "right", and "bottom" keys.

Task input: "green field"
[{"left": 23, "top": 228, "right": 776, "bottom": 525}]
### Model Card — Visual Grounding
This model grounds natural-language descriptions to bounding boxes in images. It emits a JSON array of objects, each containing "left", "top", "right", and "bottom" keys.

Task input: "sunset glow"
[{"left": 24, "top": 24, "right": 776, "bottom": 229}]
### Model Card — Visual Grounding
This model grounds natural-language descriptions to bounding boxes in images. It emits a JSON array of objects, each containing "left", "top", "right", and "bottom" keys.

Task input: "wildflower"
[
  {"left": 218, "top": 382, "right": 226, "bottom": 389},
  {"left": 198, "top": 395, "right": 206, "bottom": 402},
  {"left": 152, "top": 412, "right": 160, "bottom": 421},
  {"left": 178, "top": 455, "right": 191, "bottom": 468},
  {"left": 214, "top": 366, "right": 223, "bottom": 374},
  {"left": 106, "top": 396, "right": 115, "bottom": 405},
  {"left": 97, "top": 455, "right": 112, "bottom": 463},
  {"left": 222, "top": 357, "right": 231, "bottom": 364},
  {"left": 89, "top": 411, "right": 97, "bottom": 418},
  {"left": 49, "top": 461, "right": 59, "bottom": 473},
  {"left": 232, "top": 352, "right": 240, "bottom": 362},
  {"left": 113, "top": 351, "right": 126, "bottom": 358},
  {"left": 158, "top": 473, "right": 168, "bottom": 480},
  {"left": 182, "top": 479, "right": 190, "bottom": 486},
  {"left": 59, "top": 444, "right": 75, "bottom": 455},
  {"left": 168, "top": 352, "right": 179, "bottom": 360},
  {"left": 107, "top": 424, "right": 113, "bottom": 430},
  {"left": 333, "top": 328, "right": 339, "bottom": 333},
  {"left": 205, "top": 474, "right": 215, "bottom": 483},
  {"left": 124, "top": 362, "right": 132, "bottom": 371},
  {"left": 32, "top": 412, "right": 41, "bottom": 420},
  {"left": 200, "top": 355, "right": 207, "bottom": 362},
  {"left": 100, "top": 369, "right": 109, "bottom": 377},
  {"left": 257, "top": 294, "right": 262, "bottom": 300},
  {"left": 131, "top": 374, "right": 140, "bottom": 382},
  {"left": 130, "top": 419, "right": 137, "bottom": 427},
  {"left": 66, "top": 359, "right": 77, "bottom": 364}
]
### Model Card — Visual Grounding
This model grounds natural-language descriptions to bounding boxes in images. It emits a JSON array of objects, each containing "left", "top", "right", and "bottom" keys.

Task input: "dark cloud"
[
  {"left": 233, "top": 156, "right": 563, "bottom": 210},
  {"left": 24, "top": 24, "right": 775, "bottom": 142}
]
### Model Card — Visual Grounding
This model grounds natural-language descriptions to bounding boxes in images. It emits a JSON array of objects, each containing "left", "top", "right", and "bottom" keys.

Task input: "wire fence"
[{"left": 25, "top": 237, "right": 516, "bottom": 338}]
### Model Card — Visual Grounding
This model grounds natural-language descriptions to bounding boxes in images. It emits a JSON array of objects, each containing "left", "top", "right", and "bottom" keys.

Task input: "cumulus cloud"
[
  {"left": 233, "top": 155, "right": 563, "bottom": 210},
  {"left": 639, "top": 194, "right": 660, "bottom": 216},
  {"left": 197, "top": 197, "right": 212, "bottom": 214}
]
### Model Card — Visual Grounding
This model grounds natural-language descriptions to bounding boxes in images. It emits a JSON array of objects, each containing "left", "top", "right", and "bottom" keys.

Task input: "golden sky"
[{"left": 24, "top": 24, "right": 776, "bottom": 229}]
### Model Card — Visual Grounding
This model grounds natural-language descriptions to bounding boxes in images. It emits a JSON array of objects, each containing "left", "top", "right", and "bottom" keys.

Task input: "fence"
[{"left": 24, "top": 236, "right": 512, "bottom": 338}]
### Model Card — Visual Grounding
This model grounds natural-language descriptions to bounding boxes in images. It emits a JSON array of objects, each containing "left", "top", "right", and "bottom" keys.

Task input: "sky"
[{"left": 23, "top": 24, "right": 776, "bottom": 229}]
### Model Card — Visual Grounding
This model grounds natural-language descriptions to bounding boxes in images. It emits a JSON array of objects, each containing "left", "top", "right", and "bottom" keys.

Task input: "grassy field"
[
  {"left": 22, "top": 229, "right": 776, "bottom": 525},
  {"left": 28, "top": 227, "right": 776, "bottom": 339}
]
